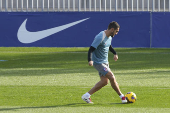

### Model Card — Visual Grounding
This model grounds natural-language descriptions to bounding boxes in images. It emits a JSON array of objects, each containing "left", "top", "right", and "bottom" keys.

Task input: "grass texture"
[{"left": 0, "top": 47, "right": 170, "bottom": 113}]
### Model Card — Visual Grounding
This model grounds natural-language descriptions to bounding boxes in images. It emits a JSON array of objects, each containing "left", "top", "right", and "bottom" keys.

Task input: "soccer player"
[{"left": 82, "top": 21, "right": 127, "bottom": 104}]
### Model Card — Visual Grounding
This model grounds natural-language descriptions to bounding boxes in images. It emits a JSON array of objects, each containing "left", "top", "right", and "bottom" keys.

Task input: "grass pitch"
[{"left": 0, "top": 47, "right": 170, "bottom": 113}]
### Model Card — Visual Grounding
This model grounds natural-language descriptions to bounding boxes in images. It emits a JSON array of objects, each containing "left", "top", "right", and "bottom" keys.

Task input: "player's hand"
[
  {"left": 114, "top": 54, "right": 118, "bottom": 61},
  {"left": 89, "top": 61, "right": 93, "bottom": 66}
]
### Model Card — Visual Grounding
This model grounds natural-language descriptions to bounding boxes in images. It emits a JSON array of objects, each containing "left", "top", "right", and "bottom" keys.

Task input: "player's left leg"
[
  {"left": 105, "top": 71, "right": 127, "bottom": 103},
  {"left": 105, "top": 71, "right": 121, "bottom": 95}
]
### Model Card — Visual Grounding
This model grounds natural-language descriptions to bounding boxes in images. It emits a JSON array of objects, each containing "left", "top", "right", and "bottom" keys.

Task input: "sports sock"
[
  {"left": 84, "top": 92, "right": 91, "bottom": 98},
  {"left": 119, "top": 94, "right": 125, "bottom": 99}
]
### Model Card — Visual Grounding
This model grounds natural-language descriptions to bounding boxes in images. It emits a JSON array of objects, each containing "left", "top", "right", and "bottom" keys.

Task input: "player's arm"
[
  {"left": 88, "top": 46, "right": 96, "bottom": 66},
  {"left": 109, "top": 45, "right": 118, "bottom": 61},
  {"left": 109, "top": 45, "right": 117, "bottom": 55}
]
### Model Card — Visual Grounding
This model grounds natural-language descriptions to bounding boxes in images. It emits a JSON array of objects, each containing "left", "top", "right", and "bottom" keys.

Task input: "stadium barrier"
[
  {"left": 0, "top": 0, "right": 170, "bottom": 12},
  {"left": 0, "top": 12, "right": 169, "bottom": 48},
  {"left": 152, "top": 12, "right": 170, "bottom": 48}
]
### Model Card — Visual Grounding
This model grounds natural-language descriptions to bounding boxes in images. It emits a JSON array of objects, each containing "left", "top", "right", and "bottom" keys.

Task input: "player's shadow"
[
  {"left": 0, "top": 103, "right": 92, "bottom": 112},
  {"left": 110, "top": 103, "right": 129, "bottom": 105},
  {"left": 111, "top": 103, "right": 125, "bottom": 104},
  {"left": 0, "top": 103, "right": 128, "bottom": 111}
]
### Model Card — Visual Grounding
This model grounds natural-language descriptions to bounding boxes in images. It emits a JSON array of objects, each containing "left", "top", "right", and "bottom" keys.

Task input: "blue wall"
[
  {"left": 152, "top": 12, "right": 170, "bottom": 48},
  {"left": 0, "top": 12, "right": 169, "bottom": 47}
]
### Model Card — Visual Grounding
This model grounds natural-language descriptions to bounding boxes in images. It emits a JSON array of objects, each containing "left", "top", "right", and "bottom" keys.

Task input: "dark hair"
[{"left": 108, "top": 21, "right": 120, "bottom": 30}]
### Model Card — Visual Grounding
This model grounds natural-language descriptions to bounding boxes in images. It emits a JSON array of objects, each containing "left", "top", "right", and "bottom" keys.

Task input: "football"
[{"left": 125, "top": 92, "right": 137, "bottom": 103}]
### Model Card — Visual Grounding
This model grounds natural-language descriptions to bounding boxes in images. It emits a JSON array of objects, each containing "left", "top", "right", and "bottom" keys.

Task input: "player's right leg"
[
  {"left": 88, "top": 76, "right": 108, "bottom": 95},
  {"left": 81, "top": 93, "right": 93, "bottom": 104},
  {"left": 82, "top": 76, "right": 108, "bottom": 104}
]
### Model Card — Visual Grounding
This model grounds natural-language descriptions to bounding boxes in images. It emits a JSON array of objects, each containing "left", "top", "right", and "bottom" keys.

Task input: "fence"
[{"left": 0, "top": 0, "right": 170, "bottom": 12}]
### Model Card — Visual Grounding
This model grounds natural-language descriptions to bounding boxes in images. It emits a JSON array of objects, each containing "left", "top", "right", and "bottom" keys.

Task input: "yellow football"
[{"left": 125, "top": 92, "right": 137, "bottom": 103}]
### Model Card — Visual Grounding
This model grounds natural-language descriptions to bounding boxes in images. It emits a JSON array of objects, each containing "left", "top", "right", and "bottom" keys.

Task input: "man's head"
[{"left": 108, "top": 21, "right": 120, "bottom": 37}]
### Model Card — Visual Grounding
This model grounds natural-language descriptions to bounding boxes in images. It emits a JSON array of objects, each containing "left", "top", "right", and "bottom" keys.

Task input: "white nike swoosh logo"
[{"left": 17, "top": 18, "right": 89, "bottom": 43}]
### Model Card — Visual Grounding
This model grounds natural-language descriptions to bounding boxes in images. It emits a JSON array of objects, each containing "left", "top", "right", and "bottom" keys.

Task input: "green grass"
[{"left": 0, "top": 47, "right": 170, "bottom": 113}]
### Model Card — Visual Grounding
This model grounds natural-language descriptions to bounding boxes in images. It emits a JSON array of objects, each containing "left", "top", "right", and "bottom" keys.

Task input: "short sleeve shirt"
[{"left": 91, "top": 31, "right": 112, "bottom": 65}]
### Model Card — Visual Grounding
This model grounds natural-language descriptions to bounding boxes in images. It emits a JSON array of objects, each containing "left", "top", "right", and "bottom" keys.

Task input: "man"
[{"left": 81, "top": 21, "right": 127, "bottom": 104}]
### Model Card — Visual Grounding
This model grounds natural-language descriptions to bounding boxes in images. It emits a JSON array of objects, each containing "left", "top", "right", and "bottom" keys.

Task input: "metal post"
[
  {"left": 0, "top": 0, "right": 1, "bottom": 12},
  {"left": 147, "top": 0, "right": 150, "bottom": 11},
  {"left": 110, "top": 0, "right": 111, "bottom": 11},
  {"left": 137, "top": 0, "right": 138, "bottom": 11},
  {"left": 26, "top": 0, "right": 28, "bottom": 12},
  {"left": 58, "top": 0, "right": 60, "bottom": 11},
  {"left": 152, "top": 0, "right": 155, "bottom": 12},
  {"left": 21, "top": 0, "right": 23, "bottom": 12},
  {"left": 158, "top": 0, "right": 160, "bottom": 11},
  {"left": 42, "top": 0, "right": 44, "bottom": 11},
  {"left": 164, "top": 0, "right": 165, "bottom": 12},
  {"left": 37, "top": 0, "right": 38, "bottom": 11},
  {"left": 94, "top": 0, "right": 96, "bottom": 11},
  {"left": 131, "top": 0, "right": 133, "bottom": 11},
  {"left": 32, "top": 0, "right": 34, "bottom": 11},
  {"left": 16, "top": 0, "right": 18, "bottom": 11},
  {"left": 63, "top": 0, "right": 65, "bottom": 11},
  {"left": 99, "top": 0, "right": 101, "bottom": 11},
  {"left": 115, "top": 0, "right": 117, "bottom": 11},
  {"left": 169, "top": 0, "right": 170, "bottom": 12},
  {"left": 104, "top": 0, "right": 106, "bottom": 11},
  {"left": 121, "top": 0, "right": 123, "bottom": 11},
  {"left": 5, "top": 0, "right": 8, "bottom": 12},
  {"left": 84, "top": 0, "right": 86, "bottom": 11},
  {"left": 73, "top": 0, "right": 75, "bottom": 11},
  {"left": 142, "top": 0, "right": 144, "bottom": 11},
  {"left": 47, "top": 0, "right": 49, "bottom": 11},
  {"left": 11, "top": 0, "right": 13, "bottom": 12},
  {"left": 89, "top": 0, "right": 91, "bottom": 11},
  {"left": 78, "top": 0, "right": 81, "bottom": 11},
  {"left": 126, "top": 0, "right": 128, "bottom": 11},
  {"left": 53, "top": 0, "right": 55, "bottom": 11},
  {"left": 68, "top": 0, "right": 70, "bottom": 11}
]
